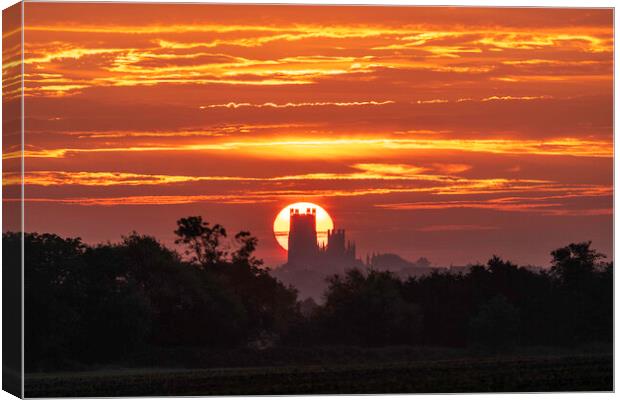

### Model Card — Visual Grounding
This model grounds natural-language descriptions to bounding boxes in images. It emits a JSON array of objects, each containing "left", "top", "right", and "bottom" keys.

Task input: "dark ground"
[{"left": 25, "top": 347, "right": 612, "bottom": 397}]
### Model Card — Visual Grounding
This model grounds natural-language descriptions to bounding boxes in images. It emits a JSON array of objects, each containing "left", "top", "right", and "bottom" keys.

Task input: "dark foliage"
[
  {"left": 18, "top": 216, "right": 300, "bottom": 371},
  {"left": 10, "top": 219, "right": 611, "bottom": 372},
  {"left": 469, "top": 295, "right": 520, "bottom": 352},
  {"left": 314, "top": 269, "right": 422, "bottom": 346},
  {"left": 292, "top": 243, "right": 611, "bottom": 349}
]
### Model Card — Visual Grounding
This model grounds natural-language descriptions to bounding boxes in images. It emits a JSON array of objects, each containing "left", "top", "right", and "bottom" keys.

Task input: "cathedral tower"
[{"left": 287, "top": 208, "right": 318, "bottom": 266}]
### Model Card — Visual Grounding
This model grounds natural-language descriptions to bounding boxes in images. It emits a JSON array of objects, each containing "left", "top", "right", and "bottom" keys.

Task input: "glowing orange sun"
[{"left": 273, "top": 202, "right": 334, "bottom": 251}]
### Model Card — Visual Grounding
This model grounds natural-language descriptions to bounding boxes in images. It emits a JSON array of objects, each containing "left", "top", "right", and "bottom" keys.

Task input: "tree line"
[{"left": 6, "top": 216, "right": 611, "bottom": 371}]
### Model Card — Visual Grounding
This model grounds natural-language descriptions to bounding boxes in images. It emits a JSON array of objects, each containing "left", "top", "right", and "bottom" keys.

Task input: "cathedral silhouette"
[{"left": 286, "top": 207, "right": 361, "bottom": 270}]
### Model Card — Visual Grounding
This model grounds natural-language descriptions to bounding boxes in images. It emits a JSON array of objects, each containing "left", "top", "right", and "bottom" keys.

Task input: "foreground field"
[{"left": 26, "top": 353, "right": 612, "bottom": 397}]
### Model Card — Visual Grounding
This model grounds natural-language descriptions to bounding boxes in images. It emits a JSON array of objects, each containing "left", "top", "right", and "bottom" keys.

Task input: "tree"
[
  {"left": 93, "top": 232, "right": 249, "bottom": 348},
  {"left": 319, "top": 269, "right": 422, "bottom": 346},
  {"left": 552, "top": 241, "right": 604, "bottom": 266},
  {"left": 231, "top": 231, "right": 262, "bottom": 269},
  {"left": 403, "top": 270, "right": 473, "bottom": 346},
  {"left": 174, "top": 216, "right": 227, "bottom": 267},
  {"left": 549, "top": 242, "right": 610, "bottom": 345},
  {"left": 174, "top": 216, "right": 300, "bottom": 343},
  {"left": 469, "top": 295, "right": 520, "bottom": 352},
  {"left": 21, "top": 232, "right": 88, "bottom": 369},
  {"left": 18, "top": 223, "right": 613, "bottom": 370},
  {"left": 550, "top": 241, "right": 605, "bottom": 287}
]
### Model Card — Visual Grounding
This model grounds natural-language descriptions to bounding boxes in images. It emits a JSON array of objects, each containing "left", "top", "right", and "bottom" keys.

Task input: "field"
[{"left": 26, "top": 352, "right": 612, "bottom": 397}]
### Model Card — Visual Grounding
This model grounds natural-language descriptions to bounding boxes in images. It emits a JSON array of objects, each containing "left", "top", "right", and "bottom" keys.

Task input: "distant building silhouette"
[
  {"left": 286, "top": 207, "right": 359, "bottom": 269},
  {"left": 288, "top": 207, "right": 319, "bottom": 266},
  {"left": 325, "top": 229, "right": 356, "bottom": 261},
  {"left": 367, "top": 253, "right": 437, "bottom": 279},
  {"left": 276, "top": 207, "right": 440, "bottom": 300}
]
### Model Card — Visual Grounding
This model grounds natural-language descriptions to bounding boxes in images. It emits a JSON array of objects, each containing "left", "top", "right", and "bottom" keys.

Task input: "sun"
[{"left": 273, "top": 202, "right": 334, "bottom": 251}]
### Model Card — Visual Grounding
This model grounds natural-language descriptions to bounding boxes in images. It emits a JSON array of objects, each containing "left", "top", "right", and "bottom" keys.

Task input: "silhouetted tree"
[
  {"left": 21, "top": 232, "right": 153, "bottom": 367},
  {"left": 13, "top": 223, "right": 612, "bottom": 371},
  {"left": 550, "top": 241, "right": 605, "bottom": 287},
  {"left": 232, "top": 231, "right": 262, "bottom": 268},
  {"left": 403, "top": 270, "right": 473, "bottom": 346},
  {"left": 174, "top": 216, "right": 227, "bottom": 267},
  {"left": 548, "top": 242, "right": 610, "bottom": 344},
  {"left": 17, "top": 218, "right": 303, "bottom": 370},
  {"left": 469, "top": 295, "right": 520, "bottom": 352},
  {"left": 21, "top": 232, "right": 87, "bottom": 369},
  {"left": 100, "top": 233, "right": 249, "bottom": 347},
  {"left": 318, "top": 269, "right": 422, "bottom": 346},
  {"left": 173, "top": 217, "right": 300, "bottom": 343}
]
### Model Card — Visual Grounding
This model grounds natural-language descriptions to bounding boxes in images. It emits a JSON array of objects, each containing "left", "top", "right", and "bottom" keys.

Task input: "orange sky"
[{"left": 3, "top": 4, "right": 613, "bottom": 266}]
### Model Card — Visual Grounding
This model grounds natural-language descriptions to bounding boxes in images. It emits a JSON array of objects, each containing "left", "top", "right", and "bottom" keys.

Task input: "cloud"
[
  {"left": 7, "top": 137, "right": 611, "bottom": 160},
  {"left": 9, "top": 181, "right": 611, "bottom": 208},
  {"left": 200, "top": 100, "right": 394, "bottom": 109},
  {"left": 416, "top": 95, "right": 554, "bottom": 104},
  {"left": 5, "top": 171, "right": 255, "bottom": 186},
  {"left": 352, "top": 163, "right": 430, "bottom": 177},
  {"left": 13, "top": 5, "right": 612, "bottom": 268},
  {"left": 6, "top": 195, "right": 275, "bottom": 206},
  {"left": 432, "top": 163, "right": 472, "bottom": 174},
  {"left": 376, "top": 194, "right": 612, "bottom": 216},
  {"left": 2, "top": 164, "right": 528, "bottom": 190},
  {"left": 19, "top": 10, "right": 612, "bottom": 97},
  {"left": 416, "top": 99, "right": 449, "bottom": 104}
]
